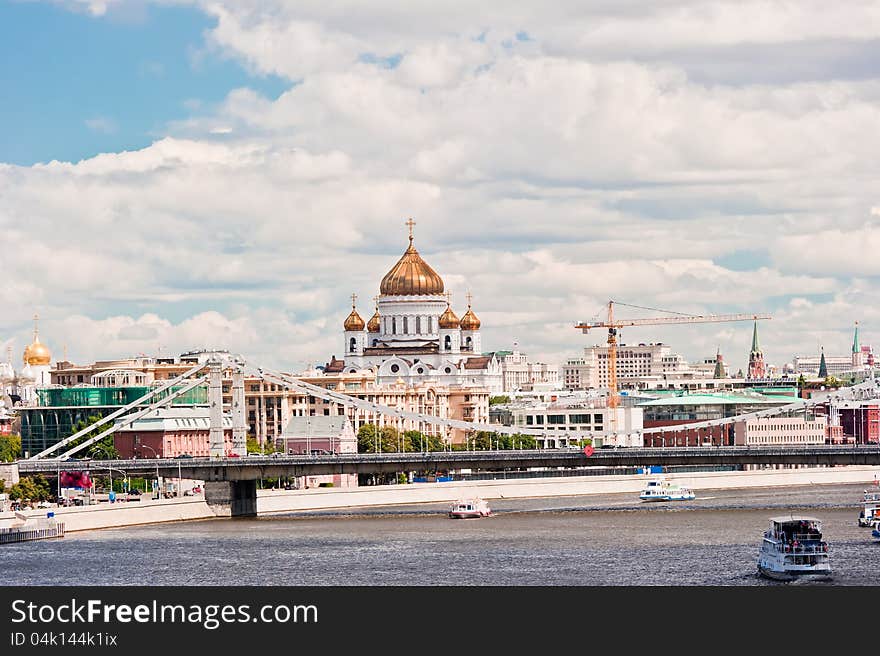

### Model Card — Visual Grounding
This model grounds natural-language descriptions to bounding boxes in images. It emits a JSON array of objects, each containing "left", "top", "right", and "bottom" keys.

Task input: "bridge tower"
[
  {"left": 208, "top": 360, "right": 225, "bottom": 457},
  {"left": 231, "top": 368, "right": 247, "bottom": 457}
]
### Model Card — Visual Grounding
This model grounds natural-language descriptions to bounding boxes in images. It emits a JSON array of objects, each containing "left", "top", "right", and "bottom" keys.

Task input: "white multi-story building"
[
  {"left": 792, "top": 354, "right": 858, "bottom": 377},
  {"left": 502, "top": 399, "right": 643, "bottom": 447},
  {"left": 496, "top": 346, "right": 559, "bottom": 393},
  {"left": 562, "top": 342, "right": 708, "bottom": 390}
]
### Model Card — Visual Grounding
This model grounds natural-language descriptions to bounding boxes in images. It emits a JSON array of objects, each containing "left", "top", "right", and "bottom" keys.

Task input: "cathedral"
[
  {"left": 329, "top": 221, "right": 503, "bottom": 394},
  {"left": 1, "top": 314, "right": 53, "bottom": 406}
]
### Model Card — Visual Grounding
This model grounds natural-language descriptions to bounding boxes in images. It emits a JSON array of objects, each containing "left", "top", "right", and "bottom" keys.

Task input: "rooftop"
[{"left": 637, "top": 392, "right": 800, "bottom": 407}]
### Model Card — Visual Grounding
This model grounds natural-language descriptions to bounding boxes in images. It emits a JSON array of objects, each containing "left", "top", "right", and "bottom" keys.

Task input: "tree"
[
  {"left": 246, "top": 435, "right": 275, "bottom": 454},
  {"left": 489, "top": 395, "right": 511, "bottom": 406},
  {"left": 67, "top": 415, "right": 119, "bottom": 459},
  {"left": 357, "top": 424, "right": 402, "bottom": 453},
  {"left": 402, "top": 430, "right": 445, "bottom": 452},
  {"left": 0, "top": 434, "right": 21, "bottom": 462},
  {"left": 9, "top": 475, "right": 52, "bottom": 502}
]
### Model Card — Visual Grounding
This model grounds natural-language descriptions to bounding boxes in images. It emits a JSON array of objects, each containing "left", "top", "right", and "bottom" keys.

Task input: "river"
[{"left": 7, "top": 481, "right": 880, "bottom": 585}]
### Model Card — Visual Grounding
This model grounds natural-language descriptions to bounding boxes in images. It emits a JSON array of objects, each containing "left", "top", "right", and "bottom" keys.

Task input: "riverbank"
[{"left": 3, "top": 465, "right": 879, "bottom": 532}]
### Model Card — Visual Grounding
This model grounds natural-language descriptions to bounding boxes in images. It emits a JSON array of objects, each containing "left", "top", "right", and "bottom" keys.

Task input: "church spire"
[
  {"left": 853, "top": 321, "right": 861, "bottom": 354},
  {"left": 747, "top": 321, "right": 765, "bottom": 380},
  {"left": 713, "top": 346, "right": 724, "bottom": 379},
  {"left": 818, "top": 347, "right": 828, "bottom": 378}
]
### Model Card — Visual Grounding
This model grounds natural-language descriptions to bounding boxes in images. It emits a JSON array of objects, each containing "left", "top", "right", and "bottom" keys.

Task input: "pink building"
[
  {"left": 276, "top": 416, "right": 357, "bottom": 488},
  {"left": 114, "top": 407, "right": 234, "bottom": 458}
]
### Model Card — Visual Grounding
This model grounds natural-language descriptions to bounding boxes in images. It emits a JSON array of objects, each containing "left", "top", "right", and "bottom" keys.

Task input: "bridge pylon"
[
  {"left": 208, "top": 360, "right": 225, "bottom": 457},
  {"left": 231, "top": 368, "right": 247, "bottom": 457}
]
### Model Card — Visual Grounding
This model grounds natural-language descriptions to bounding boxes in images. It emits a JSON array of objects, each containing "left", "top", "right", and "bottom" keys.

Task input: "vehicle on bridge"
[
  {"left": 639, "top": 479, "right": 695, "bottom": 502},
  {"left": 758, "top": 516, "right": 832, "bottom": 582}
]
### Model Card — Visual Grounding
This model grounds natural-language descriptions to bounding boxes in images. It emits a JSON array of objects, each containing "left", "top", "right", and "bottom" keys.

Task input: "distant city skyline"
[{"left": 2, "top": 1, "right": 879, "bottom": 374}]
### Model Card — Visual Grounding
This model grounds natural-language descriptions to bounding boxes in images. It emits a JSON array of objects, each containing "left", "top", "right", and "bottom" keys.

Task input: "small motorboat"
[{"left": 448, "top": 498, "right": 491, "bottom": 519}]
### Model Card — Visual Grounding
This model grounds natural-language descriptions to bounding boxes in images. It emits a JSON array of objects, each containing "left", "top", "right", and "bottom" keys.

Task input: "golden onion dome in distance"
[
  {"left": 367, "top": 306, "right": 381, "bottom": 333},
  {"left": 379, "top": 219, "right": 445, "bottom": 296},
  {"left": 460, "top": 305, "right": 481, "bottom": 331},
  {"left": 23, "top": 314, "right": 52, "bottom": 366},
  {"left": 438, "top": 303, "right": 460, "bottom": 329},
  {"left": 343, "top": 294, "right": 366, "bottom": 331}
]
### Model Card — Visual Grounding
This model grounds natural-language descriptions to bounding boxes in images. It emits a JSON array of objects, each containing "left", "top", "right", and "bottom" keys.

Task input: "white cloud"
[
  {"left": 84, "top": 116, "right": 118, "bottom": 134},
  {"left": 5, "top": 0, "right": 880, "bottom": 374}
]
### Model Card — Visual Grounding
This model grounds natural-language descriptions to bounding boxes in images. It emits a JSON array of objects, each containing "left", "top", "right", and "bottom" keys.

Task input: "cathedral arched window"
[
  {"left": 349, "top": 337, "right": 356, "bottom": 352},
  {"left": 392, "top": 318, "right": 397, "bottom": 334},
  {"left": 444, "top": 335, "right": 451, "bottom": 351},
  {"left": 416, "top": 316, "right": 421, "bottom": 334},
  {"left": 403, "top": 317, "right": 408, "bottom": 334},
  {"left": 372, "top": 339, "right": 378, "bottom": 347},
  {"left": 465, "top": 336, "right": 472, "bottom": 349}
]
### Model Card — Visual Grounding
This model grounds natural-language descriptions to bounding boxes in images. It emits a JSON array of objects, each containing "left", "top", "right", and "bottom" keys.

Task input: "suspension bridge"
[{"left": 13, "top": 354, "right": 880, "bottom": 516}]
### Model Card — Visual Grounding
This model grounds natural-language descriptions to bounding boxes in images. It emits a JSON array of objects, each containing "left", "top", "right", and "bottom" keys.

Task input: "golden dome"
[
  {"left": 23, "top": 314, "right": 52, "bottom": 366},
  {"left": 460, "top": 304, "right": 481, "bottom": 331},
  {"left": 367, "top": 307, "right": 381, "bottom": 333},
  {"left": 438, "top": 303, "right": 460, "bottom": 329},
  {"left": 379, "top": 230, "right": 445, "bottom": 296},
  {"left": 344, "top": 308, "right": 366, "bottom": 331}
]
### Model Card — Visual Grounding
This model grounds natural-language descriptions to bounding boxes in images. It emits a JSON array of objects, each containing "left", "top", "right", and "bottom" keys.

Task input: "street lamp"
[
  {"left": 90, "top": 445, "right": 113, "bottom": 496},
  {"left": 138, "top": 444, "right": 160, "bottom": 498}
]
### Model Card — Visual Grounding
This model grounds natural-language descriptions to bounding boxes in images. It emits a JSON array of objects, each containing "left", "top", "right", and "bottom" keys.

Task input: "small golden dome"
[
  {"left": 438, "top": 304, "right": 460, "bottom": 329},
  {"left": 460, "top": 305, "right": 481, "bottom": 331},
  {"left": 344, "top": 309, "right": 365, "bottom": 331},
  {"left": 367, "top": 308, "right": 381, "bottom": 333},
  {"left": 379, "top": 233, "right": 445, "bottom": 296},
  {"left": 23, "top": 341, "right": 52, "bottom": 366},
  {"left": 23, "top": 315, "right": 52, "bottom": 366}
]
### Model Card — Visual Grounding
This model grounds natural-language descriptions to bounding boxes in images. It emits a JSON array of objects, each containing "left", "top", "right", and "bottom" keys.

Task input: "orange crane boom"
[{"left": 575, "top": 301, "right": 771, "bottom": 412}]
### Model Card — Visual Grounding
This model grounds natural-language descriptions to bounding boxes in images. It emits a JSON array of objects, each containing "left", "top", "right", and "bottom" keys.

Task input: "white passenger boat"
[
  {"left": 448, "top": 498, "right": 491, "bottom": 519},
  {"left": 858, "top": 490, "right": 880, "bottom": 527},
  {"left": 638, "top": 479, "right": 695, "bottom": 502},
  {"left": 871, "top": 519, "right": 880, "bottom": 541},
  {"left": 757, "top": 516, "right": 832, "bottom": 582}
]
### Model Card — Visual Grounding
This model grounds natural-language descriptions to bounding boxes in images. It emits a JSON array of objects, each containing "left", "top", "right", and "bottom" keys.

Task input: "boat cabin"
[{"left": 767, "top": 516, "right": 824, "bottom": 545}]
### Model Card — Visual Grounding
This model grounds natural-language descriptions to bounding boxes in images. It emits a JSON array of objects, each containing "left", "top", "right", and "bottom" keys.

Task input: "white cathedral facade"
[{"left": 331, "top": 224, "right": 503, "bottom": 394}]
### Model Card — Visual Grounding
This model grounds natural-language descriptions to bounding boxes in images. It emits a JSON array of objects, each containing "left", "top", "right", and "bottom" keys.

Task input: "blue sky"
[{"left": 0, "top": 1, "right": 286, "bottom": 165}]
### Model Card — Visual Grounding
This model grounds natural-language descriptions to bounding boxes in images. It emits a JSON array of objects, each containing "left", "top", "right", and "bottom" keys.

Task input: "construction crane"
[{"left": 575, "top": 300, "right": 771, "bottom": 438}]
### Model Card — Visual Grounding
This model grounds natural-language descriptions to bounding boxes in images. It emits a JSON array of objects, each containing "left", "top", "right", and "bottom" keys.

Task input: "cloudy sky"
[{"left": 1, "top": 0, "right": 879, "bottom": 374}]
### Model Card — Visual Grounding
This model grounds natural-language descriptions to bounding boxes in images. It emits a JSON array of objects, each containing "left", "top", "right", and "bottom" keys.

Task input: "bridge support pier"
[{"left": 204, "top": 480, "right": 257, "bottom": 517}]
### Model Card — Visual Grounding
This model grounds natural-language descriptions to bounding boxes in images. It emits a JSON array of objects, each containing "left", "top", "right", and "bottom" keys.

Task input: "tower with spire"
[
  {"left": 343, "top": 294, "right": 366, "bottom": 356},
  {"left": 713, "top": 347, "right": 725, "bottom": 379},
  {"left": 746, "top": 320, "right": 765, "bottom": 380},
  {"left": 818, "top": 347, "right": 828, "bottom": 379},
  {"left": 852, "top": 321, "right": 864, "bottom": 369}
]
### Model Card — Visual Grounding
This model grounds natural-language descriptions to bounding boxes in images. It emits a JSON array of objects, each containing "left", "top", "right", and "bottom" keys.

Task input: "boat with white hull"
[
  {"left": 757, "top": 516, "right": 832, "bottom": 582},
  {"left": 639, "top": 479, "right": 695, "bottom": 502},
  {"left": 858, "top": 490, "right": 880, "bottom": 527},
  {"left": 448, "top": 498, "right": 491, "bottom": 519}
]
